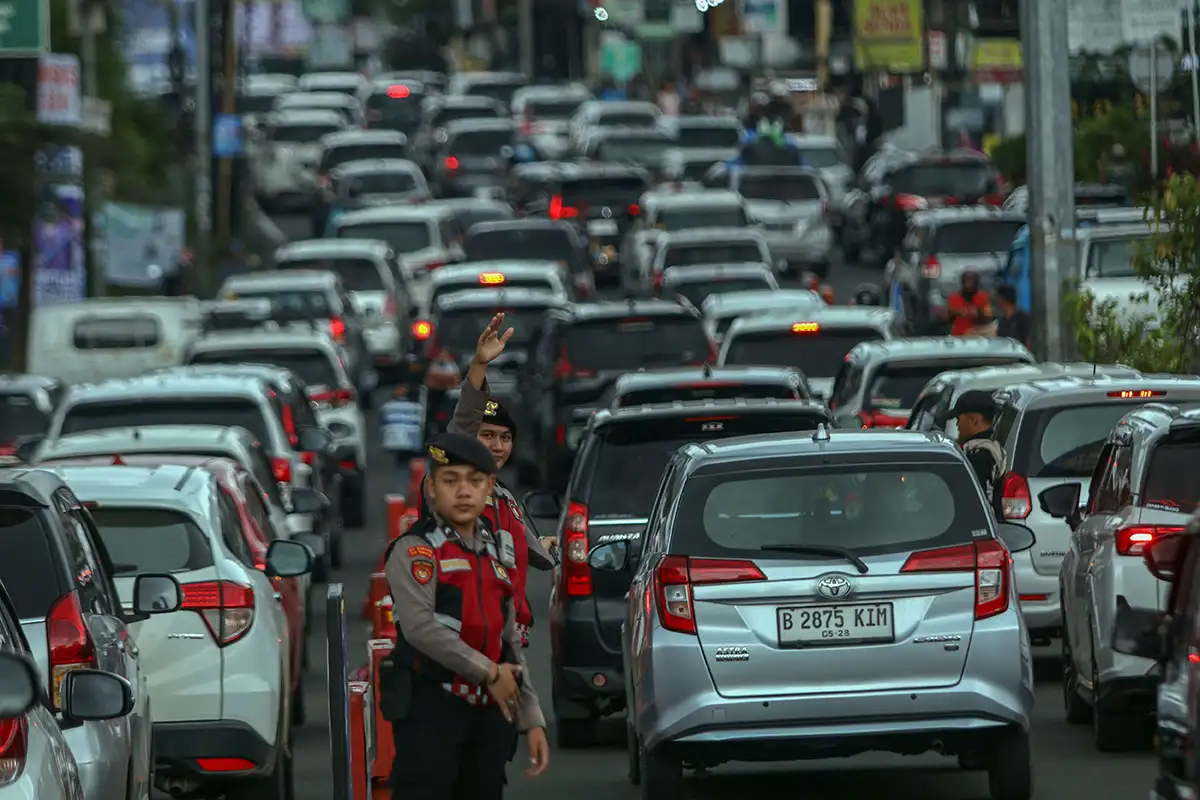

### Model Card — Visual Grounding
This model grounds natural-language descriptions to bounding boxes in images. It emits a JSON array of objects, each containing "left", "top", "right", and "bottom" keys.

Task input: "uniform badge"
[
  {"left": 428, "top": 446, "right": 448, "bottom": 464},
  {"left": 411, "top": 560, "right": 434, "bottom": 585},
  {"left": 439, "top": 558, "right": 471, "bottom": 572},
  {"left": 507, "top": 499, "right": 522, "bottom": 522},
  {"left": 484, "top": 400, "right": 499, "bottom": 416},
  {"left": 408, "top": 545, "right": 435, "bottom": 559},
  {"left": 491, "top": 561, "right": 511, "bottom": 584}
]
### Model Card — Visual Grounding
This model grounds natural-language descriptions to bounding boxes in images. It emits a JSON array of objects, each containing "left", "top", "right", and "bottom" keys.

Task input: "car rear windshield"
[
  {"left": 436, "top": 307, "right": 546, "bottom": 352},
  {"left": 676, "top": 127, "right": 739, "bottom": 148},
  {"left": 796, "top": 147, "right": 845, "bottom": 168},
  {"left": 561, "top": 177, "right": 645, "bottom": 208},
  {"left": 463, "top": 83, "right": 522, "bottom": 104},
  {"left": 527, "top": 98, "right": 585, "bottom": 119},
  {"left": 0, "top": 508, "right": 60, "bottom": 619},
  {"left": 61, "top": 399, "right": 271, "bottom": 446},
  {"left": 737, "top": 174, "right": 821, "bottom": 202},
  {"left": 343, "top": 172, "right": 419, "bottom": 197},
  {"left": 867, "top": 360, "right": 1025, "bottom": 411},
  {"left": 238, "top": 94, "right": 277, "bottom": 115},
  {"left": 615, "top": 382, "right": 800, "bottom": 407},
  {"left": 336, "top": 220, "right": 431, "bottom": 253},
  {"left": 431, "top": 278, "right": 553, "bottom": 306},
  {"left": 674, "top": 278, "right": 770, "bottom": 306},
  {"left": 565, "top": 317, "right": 709, "bottom": 371},
  {"left": 934, "top": 221, "right": 1024, "bottom": 254},
  {"left": 1143, "top": 437, "right": 1200, "bottom": 513},
  {"left": 88, "top": 508, "right": 213, "bottom": 576},
  {"left": 583, "top": 412, "right": 827, "bottom": 516},
  {"left": 0, "top": 393, "right": 49, "bottom": 440},
  {"left": 724, "top": 328, "right": 885, "bottom": 379},
  {"left": 366, "top": 90, "right": 424, "bottom": 113},
  {"left": 277, "top": 258, "right": 385, "bottom": 291},
  {"left": 1086, "top": 237, "right": 1147, "bottom": 279},
  {"left": 431, "top": 107, "right": 500, "bottom": 127},
  {"left": 679, "top": 160, "right": 719, "bottom": 181},
  {"left": 596, "top": 138, "right": 670, "bottom": 165},
  {"left": 664, "top": 243, "right": 761, "bottom": 267},
  {"left": 673, "top": 461, "right": 986, "bottom": 557},
  {"left": 449, "top": 129, "right": 514, "bottom": 154},
  {"left": 657, "top": 207, "right": 746, "bottom": 231},
  {"left": 597, "top": 111, "right": 657, "bottom": 127},
  {"left": 465, "top": 230, "right": 577, "bottom": 263},
  {"left": 187, "top": 349, "right": 339, "bottom": 388},
  {"left": 321, "top": 144, "right": 408, "bottom": 172},
  {"left": 450, "top": 205, "right": 514, "bottom": 230},
  {"left": 227, "top": 289, "right": 331, "bottom": 319},
  {"left": 890, "top": 162, "right": 995, "bottom": 198},
  {"left": 272, "top": 124, "right": 340, "bottom": 143}
]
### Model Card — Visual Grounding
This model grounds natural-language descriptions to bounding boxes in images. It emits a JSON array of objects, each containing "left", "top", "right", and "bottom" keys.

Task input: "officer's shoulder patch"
[
  {"left": 411, "top": 560, "right": 434, "bottom": 585},
  {"left": 491, "top": 561, "right": 511, "bottom": 584},
  {"left": 507, "top": 499, "right": 522, "bottom": 521},
  {"left": 407, "top": 544, "right": 435, "bottom": 560}
]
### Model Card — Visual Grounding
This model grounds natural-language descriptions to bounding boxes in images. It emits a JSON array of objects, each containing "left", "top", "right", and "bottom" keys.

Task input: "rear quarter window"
[
  {"left": 88, "top": 508, "right": 214, "bottom": 575},
  {"left": 1142, "top": 433, "right": 1200, "bottom": 514},
  {"left": 0, "top": 508, "right": 63, "bottom": 618},
  {"left": 73, "top": 315, "right": 161, "bottom": 350},
  {"left": 933, "top": 222, "right": 1024, "bottom": 254}
]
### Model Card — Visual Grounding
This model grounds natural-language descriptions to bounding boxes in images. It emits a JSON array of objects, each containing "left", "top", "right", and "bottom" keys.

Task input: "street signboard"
[
  {"left": 1122, "top": 0, "right": 1183, "bottom": 46},
  {"left": 0, "top": 0, "right": 49, "bottom": 55},
  {"left": 1128, "top": 45, "right": 1176, "bottom": 92}
]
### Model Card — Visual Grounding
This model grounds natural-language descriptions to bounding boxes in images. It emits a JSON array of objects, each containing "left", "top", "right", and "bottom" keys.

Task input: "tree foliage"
[
  {"left": 1062, "top": 173, "right": 1200, "bottom": 373},
  {"left": 989, "top": 104, "right": 1147, "bottom": 187}
]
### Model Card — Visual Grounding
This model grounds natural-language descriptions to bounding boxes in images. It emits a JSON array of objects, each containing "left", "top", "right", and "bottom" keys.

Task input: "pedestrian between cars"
[
  {"left": 381, "top": 432, "right": 549, "bottom": 798},
  {"left": 952, "top": 389, "right": 1006, "bottom": 513}
]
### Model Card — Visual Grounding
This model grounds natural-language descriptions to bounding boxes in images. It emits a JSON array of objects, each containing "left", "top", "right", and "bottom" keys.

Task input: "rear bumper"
[
  {"left": 1012, "top": 566, "right": 1061, "bottom": 635},
  {"left": 154, "top": 720, "right": 275, "bottom": 779},
  {"left": 551, "top": 598, "right": 625, "bottom": 716}
]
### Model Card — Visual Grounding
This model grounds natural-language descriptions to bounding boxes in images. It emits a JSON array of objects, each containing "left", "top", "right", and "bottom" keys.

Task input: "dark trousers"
[{"left": 390, "top": 680, "right": 517, "bottom": 800}]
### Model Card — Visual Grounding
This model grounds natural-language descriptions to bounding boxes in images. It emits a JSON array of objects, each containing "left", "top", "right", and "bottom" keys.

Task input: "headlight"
[{"left": 328, "top": 421, "right": 353, "bottom": 438}]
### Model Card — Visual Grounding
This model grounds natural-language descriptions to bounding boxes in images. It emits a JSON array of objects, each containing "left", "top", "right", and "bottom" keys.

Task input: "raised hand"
[{"left": 474, "top": 312, "right": 515, "bottom": 366}]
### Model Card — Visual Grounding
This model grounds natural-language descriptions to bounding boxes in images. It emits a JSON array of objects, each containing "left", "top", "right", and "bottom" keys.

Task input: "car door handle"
[{"left": 274, "top": 592, "right": 284, "bottom": 602}]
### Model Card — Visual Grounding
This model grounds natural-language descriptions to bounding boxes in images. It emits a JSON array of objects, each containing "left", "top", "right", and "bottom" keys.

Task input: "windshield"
[
  {"left": 61, "top": 399, "right": 272, "bottom": 445},
  {"left": 451, "top": 206, "right": 514, "bottom": 229},
  {"left": 673, "top": 462, "right": 985, "bottom": 557},
  {"left": 238, "top": 94, "right": 278, "bottom": 114},
  {"left": 596, "top": 139, "right": 671, "bottom": 165},
  {"left": 431, "top": 278, "right": 553, "bottom": 306},
  {"left": 797, "top": 147, "right": 845, "bottom": 168},
  {"left": 584, "top": 413, "right": 826, "bottom": 516},
  {"left": 431, "top": 106, "right": 501, "bottom": 127},
  {"left": 0, "top": 508, "right": 60, "bottom": 618},
  {"left": 890, "top": 163, "right": 996, "bottom": 198},
  {"left": 336, "top": 220, "right": 431, "bottom": 253},
  {"left": 449, "top": 129, "right": 514, "bottom": 154},
  {"left": 527, "top": 98, "right": 585, "bottom": 118},
  {"left": 724, "top": 329, "right": 885, "bottom": 379},
  {"left": 272, "top": 124, "right": 340, "bottom": 143},
  {"left": 562, "top": 177, "right": 646, "bottom": 208},
  {"left": 277, "top": 258, "right": 384, "bottom": 291},
  {"left": 678, "top": 160, "right": 720, "bottom": 181},
  {"left": 935, "top": 221, "right": 1024, "bottom": 254},
  {"left": 0, "top": 393, "right": 49, "bottom": 440},
  {"left": 664, "top": 243, "right": 761, "bottom": 267},
  {"left": 597, "top": 111, "right": 657, "bottom": 127},
  {"left": 322, "top": 144, "right": 408, "bottom": 172},
  {"left": 1143, "top": 440, "right": 1200, "bottom": 514},
  {"left": 465, "top": 230, "right": 577, "bottom": 262},
  {"left": 463, "top": 83, "right": 523, "bottom": 104},
  {"left": 436, "top": 308, "right": 546, "bottom": 352},
  {"left": 1086, "top": 237, "right": 1147, "bottom": 279},
  {"left": 677, "top": 127, "right": 739, "bottom": 148},
  {"left": 737, "top": 174, "right": 821, "bottom": 202},
  {"left": 226, "top": 289, "right": 331, "bottom": 318},
  {"left": 1023, "top": 402, "right": 1163, "bottom": 478},
  {"left": 89, "top": 508, "right": 214, "bottom": 576},
  {"left": 342, "top": 172, "right": 419, "bottom": 197},
  {"left": 657, "top": 207, "right": 746, "bottom": 231},
  {"left": 674, "top": 278, "right": 771, "bottom": 306},
  {"left": 564, "top": 317, "right": 709, "bottom": 371},
  {"left": 615, "top": 382, "right": 800, "bottom": 407},
  {"left": 187, "top": 348, "right": 340, "bottom": 387},
  {"left": 865, "top": 365, "right": 977, "bottom": 411}
]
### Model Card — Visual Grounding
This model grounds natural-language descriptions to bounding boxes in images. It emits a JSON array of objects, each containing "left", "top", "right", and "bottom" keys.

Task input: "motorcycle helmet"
[{"left": 852, "top": 282, "right": 884, "bottom": 306}]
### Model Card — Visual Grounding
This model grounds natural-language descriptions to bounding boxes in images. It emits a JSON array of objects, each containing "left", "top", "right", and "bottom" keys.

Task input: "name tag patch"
[
  {"left": 492, "top": 561, "right": 511, "bottom": 584},
  {"left": 408, "top": 545, "right": 435, "bottom": 560},
  {"left": 440, "top": 558, "right": 471, "bottom": 572}
]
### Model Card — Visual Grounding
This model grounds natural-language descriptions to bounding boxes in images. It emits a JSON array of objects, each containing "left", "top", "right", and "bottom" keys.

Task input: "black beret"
[
  {"left": 426, "top": 432, "right": 497, "bottom": 475},
  {"left": 950, "top": 389, "right": 997, "bottom": 419},
  {"left": 481, "top": 398, "right": 516, "bottom": 433}
]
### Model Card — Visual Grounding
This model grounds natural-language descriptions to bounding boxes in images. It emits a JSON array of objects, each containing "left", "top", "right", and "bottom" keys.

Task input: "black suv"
[
  {"left": 513, "top": 298, "right": 713, "bottom": 489},
  {"left": 523, "top": 398, "right": 833, "bottom": 748}
]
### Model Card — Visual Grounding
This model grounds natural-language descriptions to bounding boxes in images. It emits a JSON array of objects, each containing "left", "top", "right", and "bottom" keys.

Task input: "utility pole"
[
  {"left": 815, "top": 0, "right": 831, "bottom": 88},
  {"left": 517, "top": 0, "right": 533, "bottom": 77},
  {"left": 78, "top": 0, "right": 102, "bottom": 296},
  {"left": 1022, "top": 0, "right": 1075, "bottom": 361},
  {"left": 215, "top": 0, "right": 238, "bottom": 244},
  {"left": 194, "top": 0, "right": 213, "bottom": 264}
]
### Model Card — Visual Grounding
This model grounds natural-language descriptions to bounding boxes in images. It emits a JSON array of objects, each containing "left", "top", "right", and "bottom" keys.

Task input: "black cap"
[
  {"left": 481, "top": 398, "right": 516, "bottom": 434},
  {"left": 425, "top": 432, "right": 498, "bottom": 475},
  {"left": 951, "top": 389, "right": 996, "bottom": 419}
]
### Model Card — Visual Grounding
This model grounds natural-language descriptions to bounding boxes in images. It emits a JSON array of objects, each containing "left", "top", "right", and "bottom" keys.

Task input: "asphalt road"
[{"left": 265, "top": 211, "right": 1157, "bottom": 799}]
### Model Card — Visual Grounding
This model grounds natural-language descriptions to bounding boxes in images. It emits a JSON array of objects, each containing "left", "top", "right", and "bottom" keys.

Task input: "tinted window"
[
  {"left": 465, "top": 229, "right": 577, "bottom": 263},
  {"left": 1143, "top": 440, "right": 1200, "bottom": 513},
  {"left": 227, "top": 289, "right": 331, "bottom": 318},
  {"left": 366, "top": 89, "right": 424, "bottom": 117},
  {"left": 673, "top": 278, "right": 771, "bottom": 307},
  {"left": 889, "top": 162, "right": 995, "bottom": 197},
  {"left": 615, "top": 382, "right": 800, "bottom": 407},
  {"left": 88, "top": 508, "right": 213, "bottom": 575},
  {"left": 336, "top": 221, "right": 431, "bottom": 253},
  {"left": 321, "top": 144, "right": 407, "bottom": 172},
  {"left": 934, "top": 221, "right": 1024, "bottom": 254},
  {"left": 238, "top": 94, "right": 277, "bottom": 114},
  {"left": 431, "top": 278, "right": 552, "bottom": 307},
  {"left": 449, "top": 205, "right": 514, "bottom": 229},
  {"left": 277, "top": 258, "right": 385, "bottom": 291},
  {"left": 676, "top": 127, "right": 739, "bottom": 148},
  {"left": 436, "top": 307, "right": 546, "bottom": 352},
  {"left": 0, "top": 393, "right": 49, "bottom": 439},
  {"left": 527, "top": 98, "right": 585, "bottom": 118},
  {"left": 61, "top": 399, "right": 272, "bottom": 445},
  {"left": 187, "top": 348, "right": 339, "bottom": 387},
  {"left": 724, "top": 328, "right": 885, "bottom": 379},
  {"left": 678, "top": 160, "right": 719, "bottom": 181},
  {"left": 595, "top": 138, "right": 670, "bottom": 165},
  {"left": 0, "top": 508, "right": 60, "bottom": 618},
  {"left": 584, "top": 413, "right": 826, "bottom": 516},
  {"left": 343, "top": 172, "right": 419, "bottom": 196},
  {"left": 664, "top": 244, "right": 762, "bottom": 267},
  {"left": 597, "top": 111, "right": 657, "bottom": 127},
  {"left": 866, "top": 360, "right": 1024, "bottom": 411},
  {"left": 431, "top": 106, "right": 501, "bottom": 127},
  {"left": 657, "top": 207, "right": 746, "bottom": 231},
  {"left": 462, "top": 83, "right": 522, "bottom": 104},
  {"left": 272, "top": 124, "right": 340, "bottom": 142},
  {"left": 1086, "top": 237, "right": 1147, "bottom": 279},
  {"left": 561, "top": 177, "right": 645, "bottom": 208},
  {"left": 564, "top": 317, "right": 709, "bottom": 371},
  {"left": 73, "top": 316, "right": 161, "bottom": 350},
  {"left": 674, "top": 463, "right": 984, "bottom": 557},
  {"left": 1017, "top": 402, "right": 1184, "bottom": 479},
  {"left": 796, "top": 147, "right": 845, "bottom": 168},
  {"left": 737, "top": 174, "right": 821, "bottom": 202},
  {"left": 449, "top": 129, "right": 514, "bottom": 153}
]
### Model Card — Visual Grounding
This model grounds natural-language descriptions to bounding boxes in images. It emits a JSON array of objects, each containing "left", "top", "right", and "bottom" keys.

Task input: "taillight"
[
  {"left": 563, "top": 502, "right": 591, "bottom": 596},
  {"left": 628, "top": 203, "right": 641, "bottom": 216},
  {"left": 553, "top": 345, "right": 593, "bottom": 379},
  {"left": 329, "top": 316, "right": 347, "bottom": 343},
  {"left": 444, "top": 156, "right": 460, "bottom": 173},
  {"left": 272, "top": 457, "right": 292, "bottom": 484},
  {"left": 1000, "top": 472, "right": 1031, "bottom": 520},
  {"left": 549, "top": 195, "right": 579, "bottom": 220},
  {"left": 281, "top": 404, "right": 298, "bottom": 448},
  {"left": 1116, "top": 525, "right": 1184, "bottom": 557},
  {"left": 311, "top": 387, "right": 355, "bottom": 408},
  {"left": 384, "top": 292, "right": 397, "bottom": 319},
  {"left": 894, "top": 193, "right": 928, "bottom": 212},
  {"left": 412, "top": 320, "right": 433, "bottom": 340},
  {"left": 981, "top": 194, "right": 1005, "bottom": 206},
  {"left": 901, "top": 539, "right": 1012, "bottom": 620},
  {"left": 855, "top": 411, "right": 907, "bottom": 429},
  {"left": 652, "top": 272, "right": 664, "bottom": 293},
  {"left": 655, "top": 556, "right": 765, "bottom": 635},
  {"left": 921, "top": 256, "right": 940, "bottom": 279},
  {"left": 707, "top": 339, "right": 718, "bottom": 364},
  {"left": 554, "top": 424, "right": 565, "bottom": 447},
  {"left": 47, "top": 591, "right": 97, "bottom": 710},
  {"left": 0, "top": 717, "right": 28, "bottom": 784},
  {"left": 299, "top": 451, "right": 315, "bottom": 466},
  {"left": 182, "top": 580, "right": 255, "bottom": 646}
]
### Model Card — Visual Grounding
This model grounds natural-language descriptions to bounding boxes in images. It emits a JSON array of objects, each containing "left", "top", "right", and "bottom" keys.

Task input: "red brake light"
[
  {"left": 628, "top": 203, "right": 641, "bottom": 216},
  {"left": 1107, "top": 389, "right": 1164, "bottom": 398},
  {"left": 1116, "top": 525, "right": 1184, "bottom": 556},
  {"left": 0, "top": 717, "right": 28, "bottom": 783},
  {"left": 311, "top": 387, "right": 355, "bottom": 408},
  {"left": 444, "top": 156, "right": 460, "bottom": 172},
  {"left": 196, "top": 757, "right": 258, "bottom": 773},
  {"left": 329, "top": 316, "right": 346, "bottom": 343},
  {"left": 554, "top": 345, "right": 594, "bottom": 379},
  {"left": 387, "top": 84, "right": 410, "bottom": 99},
  {"left": 652, "top": 272, "right": 664, "bottom": 293},
  {"left": 1000, "top": 472, "right": 1032, "bottom": 520},
  {"left": 47, "top": 591, "right": 97, "bottom": 710},
  {"left": 272, "top": 457, "right": 291, "bottom": 484},
  {"left": 855, "top": 410, "right": 907, "bottom": 429},
  {"left": 563, "top": 502, "right": 591, "bottom": 596},
  {"left": 412, "top": 320, "right": 433, "bottom": 340},
  {"left": 901, "top": 539, "right": 1012, "bottom": 620},
  {"left": 182, "top": 581, "right": 255, "bottom": 645},
  {"left": 549, "top": 194, "right": 579, "bottom": 220},
  {"left": 655, "top": 556, "right": 764, "bottom": 635},
  {"left": 921, "top": 256, "right": 940, "bottom": 279},
  {"left": 299, "top": 451, "right": 315, "bottom": 466},
  {"left": 894, "top": 193, "right": 928, "bottom": 212}
]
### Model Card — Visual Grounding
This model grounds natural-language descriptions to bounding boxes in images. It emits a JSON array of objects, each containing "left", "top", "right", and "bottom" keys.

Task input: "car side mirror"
[
  {"left": 132, "top": 574, "right": 183, "bottom": 616},
  {"left": 60, "top": 670, "right": 135, "bottom": 722},
  {"left": 14, "top": 435, "right": 42, "bottom": 463},
  {"left": 587, "top": 540, "right": 630, "bottom": 572},
  {"left": 289, "top": 487, "right": 330, "bottom": 516},
  {"left": 522, "top": 490, "right": 562, "bottom": 518},
  {"left": 995, "top": 522, "right": 1035, "bottom": 554},
  {"left": 1068, "top": 505, "right": 1086, "bottom": 531},
  {"left": 0, "top": 651, "right": 40, "bottom": 718},
  {"left": 298, "top": 426, "right": 333, "bottom": 453},
  {"left": 1038, "top": 483, "right": 1082, "bottom": 519},
  {"left": 1111, "top": 595, "right": 1169, "bottom": 662},
  {"left": 265, "top": 538, "right": 315, "bottom": 578},
  {"left": 1144, "top": 532, "right": 1187, "bottom": 582}
]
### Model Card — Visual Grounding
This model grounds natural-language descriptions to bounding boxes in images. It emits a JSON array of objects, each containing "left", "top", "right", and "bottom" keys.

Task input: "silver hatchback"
[{"left": 596, "top": 428, "right": 1037, "bottom": 800}]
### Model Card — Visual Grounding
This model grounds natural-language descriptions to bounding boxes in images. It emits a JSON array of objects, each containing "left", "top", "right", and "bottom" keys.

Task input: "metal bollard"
[
  {"left": 348, "top": 681, "right": 373, "bottom": 800},
  {"left": 327, "top": 584, "right": 353, "bottom": 800},
  {"left": 368, "top": 639, "right": 396, "bottom": 787}
]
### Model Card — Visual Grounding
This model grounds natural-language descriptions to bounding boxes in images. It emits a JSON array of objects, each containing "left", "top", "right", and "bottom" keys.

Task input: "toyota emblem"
[
  {"left": 601, "top": 207, "right": 612, "bottom": 218},
  {"left": 815, "top": 574, "right": 854, "bottom": 600}
]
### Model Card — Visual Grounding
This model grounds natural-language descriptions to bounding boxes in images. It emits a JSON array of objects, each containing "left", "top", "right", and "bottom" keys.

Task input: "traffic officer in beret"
[
  {"left": 951, "top": 389, "right": 1006, "bottom": 514},
  {"left": 383, "top": 432, "right": 550, "bottom": 798}
]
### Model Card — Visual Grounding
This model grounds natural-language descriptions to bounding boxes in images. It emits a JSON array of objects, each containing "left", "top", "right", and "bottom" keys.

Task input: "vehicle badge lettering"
[
  {"left": 601, "top": 207, "right": 612, "bottom": 218},
  {"left": 815, "top": 574, "right": 854, "bottom": 600},
  {"left": 1039, "top": 550, "right": 1067, "bottom": 558},
  {"left": 700, "top": 421, "right": 724, "bottom": 432},
  {"left": 714, "top": 646, "right": 750, "bottom": 662}
]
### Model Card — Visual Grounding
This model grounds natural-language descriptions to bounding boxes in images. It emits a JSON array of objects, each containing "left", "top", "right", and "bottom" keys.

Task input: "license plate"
[
  {"left": 588, "top": 219, "right": 618, "bottom": 236},
  {"left": 777, "top": 603, "right": 894, "bottom": 646}
]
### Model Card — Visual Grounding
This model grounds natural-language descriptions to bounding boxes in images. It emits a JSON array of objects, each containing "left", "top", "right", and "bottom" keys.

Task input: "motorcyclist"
[
  {"left": 948, "top": 270, "right": 994, "bottom": 336},
  {"left": 852, "top": 283, "right": 884, "bottom": 306}
]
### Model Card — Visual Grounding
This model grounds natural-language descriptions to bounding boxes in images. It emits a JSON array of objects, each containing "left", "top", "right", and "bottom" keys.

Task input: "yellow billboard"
[{"left": 853, "top": 0, "right": 925, "bottom": 73}]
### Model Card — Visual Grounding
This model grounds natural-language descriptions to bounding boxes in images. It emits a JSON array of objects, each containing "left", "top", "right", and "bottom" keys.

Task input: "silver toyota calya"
[{"left": 600, "top": 427, "right": 1037, "bottom": 800}]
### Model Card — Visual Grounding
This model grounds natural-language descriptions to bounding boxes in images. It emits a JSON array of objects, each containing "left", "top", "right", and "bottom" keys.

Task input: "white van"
[{"left": 27, "top": 297, "right": 204, "bottom": 384}]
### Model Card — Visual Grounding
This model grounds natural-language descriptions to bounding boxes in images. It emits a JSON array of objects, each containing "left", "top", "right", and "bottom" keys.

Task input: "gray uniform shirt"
[{"left": 384, "top": 519, "right": 547, "bottom": 732}]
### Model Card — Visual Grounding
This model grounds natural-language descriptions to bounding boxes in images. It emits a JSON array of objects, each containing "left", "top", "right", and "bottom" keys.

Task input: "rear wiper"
[{"left": 758, "top": 543, "right": 869, "bottom": 574}]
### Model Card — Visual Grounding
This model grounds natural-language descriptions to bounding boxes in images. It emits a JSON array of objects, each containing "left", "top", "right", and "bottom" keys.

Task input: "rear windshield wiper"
[{"left": 758, "top": 543, "right": 869, "bottom": 574}]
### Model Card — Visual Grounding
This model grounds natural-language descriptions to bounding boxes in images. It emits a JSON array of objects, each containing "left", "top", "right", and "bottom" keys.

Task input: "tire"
[
  {"left": 224, "top": 744, "right": 293, "bottom": 800},
  {"left": 329, "top": 525, "right": 343, "bottom": 569},
  {"left": 627, "top": 722, "right": 641, "bottom": 785},
  {"left": 554, "top": 718, "right": 597, "bottom": 749},
  {"left": 1090, "top": 650, "right": 1146, "bottom": 752},
  {"left": 313, "top": 549, "right": 331, "bottom": 582},
  {"left": 341, "top": 483, "right": 366, "bottom": 529},
  {"left": 291, "top": 679, "right": 306, "bottom": 727},
  {"left": 639, "top": 742, "right": 683, "bottom": 800},
  {"left": 1061, "top": 623, "right": 1091, "bottom": 724},
  {"left": 986, "top": 728, "right": 1033, "bottom": 800}
]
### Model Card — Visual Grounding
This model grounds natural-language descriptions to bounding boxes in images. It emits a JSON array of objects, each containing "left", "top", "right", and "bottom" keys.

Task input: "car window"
[
  {"left": 723, "top": 328, "right": 885, "bottom": 381},
  {"left": 673, "top": 278, "right": 771, "bottom": 308},
  {"left": 343, "top": 171, "right": 420, "bottom": 196},
  {"left": 0, "top": 392, "right": 51, "bottom": 440},
  {"left": 242, "top": 483, "right": 276, "bottom": 539},
  {"left": 271, "top": 123, "right": 341, "bottom": 143},
  {"left": 216, "top": 490, "right": 253, "bottom": 566},
  {"left": 56, "top": 493, "right": 111, "bottom": 615},
  {"left": 277, "top": 258, "right": 386, "bottom": 291},
  {"left": 187, "top": 348, "right": 341, "bottom": 388},
  {"left": 866, "top": 361, "right": 1024, "bottom": 411},
  {"left": 73, "top": 315, "right": 161, "bottom": 350},
  {"left": 336, "top": 220, "right": 431, "bottom": 253},
  {"left": 1085, "top": 237, "right": 1147, "bottom": 279},
  {"left": 436, "top": 307, "right": 547, "bottom": 353},
  {"left": 61, "top": 398, "right": 274, "bottom": 449},
  {"left": 657, "top": 207, "right": 747, "bottom": 231},
  {"left": 224, "top": 288, "right": 331, "bottom": 319},
  {"left": 676, "top": 126, "right": 739, "bottom": 148},
  {"left": 1015, "top": 402, "right": 1178, "bottom": 479},
  {"left": 615, "top": 381, "right": 801, "bottom": 407},
  {"left": 736, "top": 173, "right": 822, "bottom": 202},
  {"left": 663, "top": 243, "right": 762, "bottom": 267},
  {"left": 563, "top": 316, "right": 709, "bottom": 372},
  {"left": 321, "top": 143, "right": 408, "bottom": 173},
  {"left": 430, "top": 277, "right": 554, "bottom": 307},
  {"left": 448, "top": 128, "right": 514, "bottom": 154},
  {"left": 1089, "top": 444, "right": 1128, "bottom": 514},
  {"left": 0, "top": 507, "right": 61, "bottom": 618},
  {"left": 88, "top": 507, "right": 214, "bottom": 575},
  {"left": 889, "top": 162, "right": 996, "bottom": 197},
  {"left": 464, "top": 229, "right": 578, "bottom": 263},
  {"left": 560, "top": 177, "right": 645, "bottom": 208},
  {"left": 933, "top": 222, "right": 1024, "bottom": 254},
  {"left": 1142, "top": 438, "right": 1200, "bottom": 514}
]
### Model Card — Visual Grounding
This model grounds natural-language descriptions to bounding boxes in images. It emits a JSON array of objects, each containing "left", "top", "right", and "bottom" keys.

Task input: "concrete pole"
[
  {"left": 517, "top": 0, "right": 534, "bottom": 77},
  {"left": 194, "top": 0, "right": 213, "bottom": 258},
  {"left": 815, "top": 0, "right": 831, "bottom": 89},
  {"left": 79, "top": 0, "right": 102, "bottom": 296},
  {"left": 1021, "top": 0, "right": 1075, "bottom": 361}
]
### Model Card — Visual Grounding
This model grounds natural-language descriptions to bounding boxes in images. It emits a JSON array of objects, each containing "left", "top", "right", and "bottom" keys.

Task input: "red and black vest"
[{"left": 386, "top": 517, "right": 517, "bottom": 703}]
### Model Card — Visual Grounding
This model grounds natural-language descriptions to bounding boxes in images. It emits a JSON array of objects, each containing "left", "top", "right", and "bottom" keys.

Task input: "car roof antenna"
[{"left": 812, "top": 423, "right": 830, "bottom": 442}]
